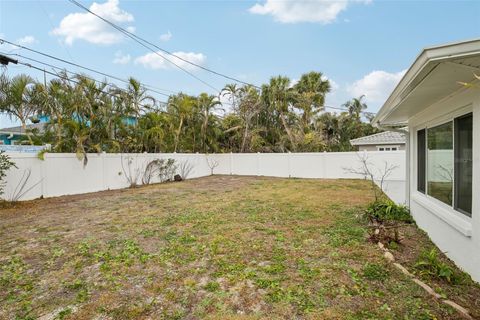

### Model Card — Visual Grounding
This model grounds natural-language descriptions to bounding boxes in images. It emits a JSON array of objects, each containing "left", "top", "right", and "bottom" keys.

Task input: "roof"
[
  {"left": 0, "top": 122, "right": 47, "bottom": 135},
  {"left": 350, "top": 131, "right": 406, "bottom": 146},
  {"left": 374, "top": 38, "right": 480, "bottom": 127}
]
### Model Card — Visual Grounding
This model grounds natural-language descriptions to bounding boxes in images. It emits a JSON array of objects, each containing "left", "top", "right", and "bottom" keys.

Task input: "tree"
[
  {"left": 293, "top": 71, "right": 330, "bottom": 131},
  {"left": 344, "top": 95, "right": 367, "bottom": 120},
  {"left": 221, "top": 83, "right": 240, "bottom": 111},
  {"left": 238, "top": 85, "right": 261, "bottom": 152},
  {"left": 197, "top": 93, "right": 222, "bottom": 153},
  {"left": 0, "top": 70, "right": 379, "bottom": 155},
  {"left": 262, "top": 76, "right": 297, "bottom": 151},
  {"left": 168, "top": 93, "right": 195, "bottom": 152},
  {"left": 0, "top": 74, "right": 37, "bottom": 144}
]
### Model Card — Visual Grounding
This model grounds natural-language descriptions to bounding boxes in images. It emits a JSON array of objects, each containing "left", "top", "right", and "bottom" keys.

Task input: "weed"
[
  {"left": 204, "top": 281, "right": 220, "bottom": 292},
  {"left": 415, "top": 248, "right": 463, "bottom": 284},
  {"left": 54, "top": 308, "right": 72, "bottom": 320},
  {"left": 362, "top": 263, "right": 389, "bottom": 281}
]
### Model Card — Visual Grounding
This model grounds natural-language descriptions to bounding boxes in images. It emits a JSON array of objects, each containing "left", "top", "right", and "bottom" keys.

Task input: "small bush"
[
  {"left": 365, "top": 200, "right": 413, "bottom": 244},
  {"left": 142, "top": 158, "right": 177, "bottom": 185},
  {"left": 366, "top": 200, "right": 413, "bottom": 224},
  {"left": 362, "top": 262, "right": 389, "bottom": 281},
  {"left": 0, "top": 150, "right": 16, "bottom": 196},
  {"left": 414, "top": 248, "right": 463, "bottom": 284}
]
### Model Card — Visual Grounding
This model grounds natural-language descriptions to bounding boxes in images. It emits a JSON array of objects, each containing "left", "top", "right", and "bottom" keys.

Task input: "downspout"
[{"left": 376, "top": 124, "right": 410, "bottom": 207}]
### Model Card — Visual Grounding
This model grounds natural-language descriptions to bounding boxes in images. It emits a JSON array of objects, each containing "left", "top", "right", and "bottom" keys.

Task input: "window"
[
  {"left": 417, "top": 113, "right": 473, "bottom": 216},
  {"left": 454, "top": 114, "right": 473, "bottom": 216},
  {"left": 378, "top": 146, "right": 399, "bottom": 151},
  {"left": 427, "top": 122, "right": 453, "bottom": 206},
  {"left": 417, "top": 129, "right": 426, "bottom": 193}
]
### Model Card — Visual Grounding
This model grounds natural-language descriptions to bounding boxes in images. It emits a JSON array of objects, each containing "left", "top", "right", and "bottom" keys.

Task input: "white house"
[
  {"left": 350, "top": 131, "right": 406, "bottom": 151},
  {"left": 374, "top": 39, "right": 480, "bottom": 282}
]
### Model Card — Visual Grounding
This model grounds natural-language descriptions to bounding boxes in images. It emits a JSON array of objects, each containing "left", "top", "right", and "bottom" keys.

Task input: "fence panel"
[{"left": 2, "top": 151, "right": 406, "bottom": 201}]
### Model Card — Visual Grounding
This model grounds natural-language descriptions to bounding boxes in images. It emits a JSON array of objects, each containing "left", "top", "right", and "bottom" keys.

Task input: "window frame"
[
  {"left": 453, "top": 112, "right": 473, "bottom": 217},
  {"left": 415, "top": 110, "right": 473, "bottom": 218},
  {"left": 377, "top": 145, "right": 400, "bottom": 151}
]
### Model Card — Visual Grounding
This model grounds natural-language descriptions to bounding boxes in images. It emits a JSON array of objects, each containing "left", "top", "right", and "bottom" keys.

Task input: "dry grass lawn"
[{"left": 0, "top": 176, "right": 479, "bottom": 319}]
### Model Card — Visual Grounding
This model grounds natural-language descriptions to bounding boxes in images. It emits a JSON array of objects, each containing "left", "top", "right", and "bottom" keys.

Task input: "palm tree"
[
  {"left": 0, "top": 74, "right": 37, "bottom": 144},
  {"left": 238, "top": 85, "right": 261, "bottom": 152},
  {"left": 115, "top": 77, "right": 156, "bottom": 120},
  {"left": 168, "top": 93, "right": 195, "bottom": 152},
  {"left": 197, "top": 93, "right": 222, "bottom": 153},
  {"left": 262, "top": 76, "right": 296, "bottom": 151},
  {"left": 344, "top": 95, "right": 367, "bottom": 120},
  {"left": 221, "top": 83, "right": 240, "bottom": 111},
  {"left": 293, "top": 71, "right": 331, "bottom": 130}
]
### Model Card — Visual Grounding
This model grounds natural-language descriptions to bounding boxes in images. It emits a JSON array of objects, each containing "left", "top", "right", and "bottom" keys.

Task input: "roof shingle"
[{"left": 350, "top": 131, "right": 406, "bottom": 146}]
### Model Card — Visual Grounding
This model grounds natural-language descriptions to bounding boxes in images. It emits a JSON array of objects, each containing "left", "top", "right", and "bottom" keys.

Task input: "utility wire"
[
  {"left": 0, "top": 38, "right": 177, "bottom": 96},
  {"left": 7, "top": 54, "right": 228, "bottom": 119},
  {"left": 66, "top": 0, "right": 219, "bottom": 93},
  {"left": 0, "top": 42, "right": 373, "bottom": 115},
  {"left": 15, "top": 59, "right": 169, "bottom": 112},
  {"left": 67, "top": 0, "right": 259, "bottom": 91},
  {"left": 4, "top": 52, "right": 171, "bottom": 99},
  {"left": 323, "top": 105, "right": 376, "bottom": 115}
]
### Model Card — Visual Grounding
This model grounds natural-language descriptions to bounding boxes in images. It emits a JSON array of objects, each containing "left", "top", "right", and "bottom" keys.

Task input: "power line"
[
  {"left": 4, "top": 52, "right": 171, "bottom": 100},
  {"left": 67, "top": 0, "right": 259, "bottom": 91},
  {"left": 324, "top": 105, "right": 376, "bottom": 115},
  {"left": 0, "top": 38, "right": 177, "bottom": 96},
  {"left": 3, "top": 54, "right": 230, "bottom": 119},
  {"left": 14, "top": 58, "right": 168, "bottom": 112},
  {"left": 66, "top": 0, "right": 219, "bottom": 93},
  {"left": 0, "top": 42, "right": 372, "bottom": 116}
]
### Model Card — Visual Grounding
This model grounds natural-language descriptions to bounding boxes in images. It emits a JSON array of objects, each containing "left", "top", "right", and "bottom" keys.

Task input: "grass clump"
[{"left": 362, "top": 262, "right": 389, "bottom": 281}]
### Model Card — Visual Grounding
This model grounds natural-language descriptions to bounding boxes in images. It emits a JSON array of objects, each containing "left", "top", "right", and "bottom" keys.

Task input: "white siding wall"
[{"left": 409, "top": 88, "right": 480, "bottom": 282}]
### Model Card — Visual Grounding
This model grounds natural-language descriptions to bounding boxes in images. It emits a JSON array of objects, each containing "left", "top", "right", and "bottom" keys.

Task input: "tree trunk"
[
  {"left": 202, "top": 113, "right": 208, "bottom": 153},
  {"left": 174, "top": 117, "right": 183, "bottom": 153},
  {"left": 280, "top": 112, "right": 296, "bottom": 151},
  {"left": 241, "top": 121, "right": 249, "bottom": 153},
  {"left": 21, "top": 120, "right": 34, "bottom": 145}
]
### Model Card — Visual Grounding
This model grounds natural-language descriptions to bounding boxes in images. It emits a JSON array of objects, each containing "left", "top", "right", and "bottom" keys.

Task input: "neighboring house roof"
[
  {"left": 374, "top": 38, "right": 480, "bottom": 127},
  {"left": 0, "top": 123, "right": 47, "bottom": 135},
  {"left": 350, "top": 131, "right": 406, "bottom": 146}
]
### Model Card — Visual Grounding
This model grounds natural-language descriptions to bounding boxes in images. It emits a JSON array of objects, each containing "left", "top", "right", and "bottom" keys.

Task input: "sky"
[{"left": 0, "top": 0, "right": 479, "bottom": 128}]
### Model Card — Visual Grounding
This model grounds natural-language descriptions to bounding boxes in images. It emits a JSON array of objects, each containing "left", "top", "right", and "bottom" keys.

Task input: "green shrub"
[
  {"left": 414, "top": 248, "right": 462, "bottom": 284},
  {"left": 366, "top": 200, "right": 413, "bottom": 224},
  {"left": 362, "top": 262, "right": 389, "bottom": 281},
  {"left": 0, "top": 151, "right": 16, "bottom": 196}
]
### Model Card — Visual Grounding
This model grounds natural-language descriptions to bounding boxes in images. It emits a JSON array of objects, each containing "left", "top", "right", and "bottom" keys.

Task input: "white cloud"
[
  {"left": 113, "top": 51, "right": 131, "bottom": 64},
  {"left": 16, "top": 36, "right": 37, "bottom": 45},
  {"left": 52, "top": 0, "right": 134, "bottom": 45},
  {"left": 159, "top": 31, "right": 172, "bottom": 42},
  {"left": 249, "top": 0, "right": 371, "bottom": 24},
  {"left": 135, "top": 51, "right": 206, "bottom": 71},
  {"left": 348, "top": 69, "right": 406, "bottom": 105}
]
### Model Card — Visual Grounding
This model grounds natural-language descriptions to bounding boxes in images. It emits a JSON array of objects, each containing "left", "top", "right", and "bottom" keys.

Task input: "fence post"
[
  {"left": 322, "top": 151, "right": 327, "bottom": 179},
  {"left": 257, "top": 152, "right": 260, "bottom": 176},
  {"left": 101, "top": 152, "right": 107, "bottom": 189},
  {"left": 40, "top": 152, "right": 46, "bottom": 197},
  {"left": 230, "top": 152, "right": 233, "bottom": 175},
  {"left": 287, "top": 152, "right": 291, "bottom": 178}
]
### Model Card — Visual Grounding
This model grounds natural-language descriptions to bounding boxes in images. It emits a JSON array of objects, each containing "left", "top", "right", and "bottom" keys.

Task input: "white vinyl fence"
[{"left": 2, "top": 151, "right": 406, "bottom": 201}]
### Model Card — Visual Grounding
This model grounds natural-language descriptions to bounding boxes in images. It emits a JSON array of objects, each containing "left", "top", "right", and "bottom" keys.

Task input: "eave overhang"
[{"left": 373, "top": 39, "right": 480, "bottom": 127}]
